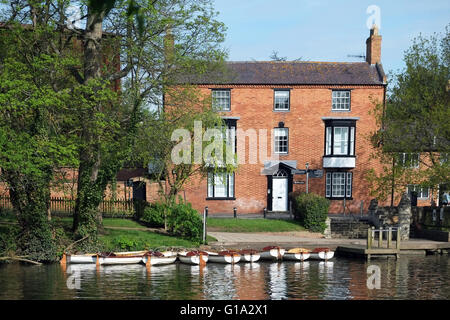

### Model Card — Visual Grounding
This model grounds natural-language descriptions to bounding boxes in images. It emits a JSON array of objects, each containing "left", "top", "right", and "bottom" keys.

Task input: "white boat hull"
[
  {"left": 207, "top": 252, "right": 241, "bottom": 264},
  {"left": 240, "top": 253, "right": 261, "bottom": 263},
  {"left": 178, "top": 253, "right": 208, "bottom": 265},
  {"left": 142, "top": 253, "right": 177, "bottom": 266},
  {"left": 259, "top": 248, "right": 285, "bottom": 261},
  {"left": 99, "top": 256, "right": 143, "bottom": 265},
  {"left": 283, "top": 252, "right": 310, "bottom": 261},
  {"left": 309, "top": 251, "right": 334, "bottom": 260},
  {"left": 67, "top": 255, "right": 97, "bottom": 264}
]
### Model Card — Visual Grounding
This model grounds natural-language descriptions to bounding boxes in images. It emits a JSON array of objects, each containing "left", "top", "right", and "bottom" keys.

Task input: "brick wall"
[{"left": 181, "top": 84, "right": 387, "bottom": 215}]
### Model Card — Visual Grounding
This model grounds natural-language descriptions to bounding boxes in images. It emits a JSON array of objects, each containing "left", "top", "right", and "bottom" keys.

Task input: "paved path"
[
  {"left": 207, "top": 231, "right": 450, "bottom": 252},
  {"left": 207, "top": 231, "right": 366, "bottom": 250}
]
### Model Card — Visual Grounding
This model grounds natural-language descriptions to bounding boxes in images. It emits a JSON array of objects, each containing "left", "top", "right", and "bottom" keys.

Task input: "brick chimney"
[{"left": 366, "top": 25, "right": 382, "bottom": 65}]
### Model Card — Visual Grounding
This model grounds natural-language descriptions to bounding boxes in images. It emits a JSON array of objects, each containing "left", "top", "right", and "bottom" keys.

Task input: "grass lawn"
[
  {"left": 99, "top": 228, "right": 201, "bottom": 251},
  {"left": 206, "top": 218, "right": 306, "bottom": 233},
  {"left": 0, "top": 214, "right": 215, "bottom": 251}
]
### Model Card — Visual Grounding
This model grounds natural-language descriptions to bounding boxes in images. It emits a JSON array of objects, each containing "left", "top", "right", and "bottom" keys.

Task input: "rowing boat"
[
  {"left": 206, "top": 250, "right": 241, "bottom": 264},
  {"left": 98, "top": 252, "right": 145, "bottom": 265},
  {"left": 178, "top": 250, "right": 209, "bottom": 265},
  {"left": 283, "top": 248, "right": 310, "bottom": 261},
  {"left": 238, "top": 249, "right": 260, "bottom": 263},
  {"left": 62, "top": 250, "right": 149, "bottom": 265},
  {"left": 259, "top": 246, "right": 285, "bottom": 261},
  {"left": 65, "top": 253, "right": 97, "bottom": 264},
  {"left": 141, "top": 251, "right": 178, "bottom": 266},
  {"left": 309, "top": 248, "right": 334, "bottom": 260}
]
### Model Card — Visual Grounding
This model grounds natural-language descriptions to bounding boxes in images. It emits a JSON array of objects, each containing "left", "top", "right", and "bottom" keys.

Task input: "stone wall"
[
  {"left": 330, "top": 217, "right": 372, "bottom": 239},
  {"left": 368, "top": 193, "right": 412, "bottom": 240}
]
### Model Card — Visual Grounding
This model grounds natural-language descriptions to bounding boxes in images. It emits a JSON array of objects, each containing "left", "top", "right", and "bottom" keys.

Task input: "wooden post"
[
  {"left": 199, "top": 252, "right": 206, "bottom": 267},
  {"left": 203, "top": 207, "right": 207, "bottom": 245},
  {"left": 378, "top": 226, "right": 383, "bottom": 248},
  {"left": 367, "top": 227, "right": 372, "bottom": 249},
  {"left": 60, "top": 253, "right": 67, "bottom": 266},
  {"left": 387, "top": 227, "right": 392, "bottom": 249},
  {"left": 396, "top": 227, "right": 401, "bottom": 250}
]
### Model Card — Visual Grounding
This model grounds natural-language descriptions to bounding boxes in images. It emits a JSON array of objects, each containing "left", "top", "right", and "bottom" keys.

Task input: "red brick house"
[{"left": 179, "top": 26, "right": 388, "bottom": 215}]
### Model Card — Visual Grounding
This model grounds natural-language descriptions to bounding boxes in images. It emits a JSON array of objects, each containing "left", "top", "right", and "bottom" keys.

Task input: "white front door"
[{"left": 272, "top": 178, "right": 288, "bottom": 211}]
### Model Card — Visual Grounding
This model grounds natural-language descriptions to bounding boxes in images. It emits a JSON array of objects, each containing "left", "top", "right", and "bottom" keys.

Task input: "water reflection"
[
  {"left": 0, "top": 255, "right": 448, "bottom": 300},
  {"left": 267, "top": 263, "right": 287, "bottom": 300}
]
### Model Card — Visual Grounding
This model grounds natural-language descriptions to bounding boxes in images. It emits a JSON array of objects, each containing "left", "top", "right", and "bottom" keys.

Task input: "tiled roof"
[{"left": 181, "top": 61, "right": 386, "bottom": 86}]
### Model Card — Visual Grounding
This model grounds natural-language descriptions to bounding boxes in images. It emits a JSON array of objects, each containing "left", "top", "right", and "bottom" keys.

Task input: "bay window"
[{"left": 324, "top": 120, "right": 356, "bottom": 157}]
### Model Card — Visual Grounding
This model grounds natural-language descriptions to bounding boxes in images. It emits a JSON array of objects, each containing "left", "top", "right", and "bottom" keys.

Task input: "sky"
[{"left": 212, "top": 0, "right": 450, "bottom": 75}]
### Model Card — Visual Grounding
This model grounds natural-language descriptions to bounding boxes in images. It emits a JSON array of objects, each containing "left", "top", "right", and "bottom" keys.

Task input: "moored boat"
[
  {"left": 309, "top": 248, "right": 334, "bottom": 260},
  {"left": 64, "top": 253, "right": 97, "bottom": 264},
  {"left": 238, "top": 249, "right": 260, "bottom": 263},
  {"left": 259, "top": 246, "right": 285, "bottom": 261},
  {"left": 141, "top": 251, "right": 178, "bottom": 266},
  {"left": 98, "top": 252, "right": 144, "bottom": 265},
  {"left": 178, "top": 250, "right": 209, "bottom": 265},
  {"left": 283, "top": 248, "right": 311, "bottom": 261},
  {"left": 206, "top": 250, "right": 241, "bottom": 264}
]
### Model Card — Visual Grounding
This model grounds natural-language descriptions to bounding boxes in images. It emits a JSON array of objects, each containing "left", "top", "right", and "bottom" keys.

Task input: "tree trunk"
[
  {"left": 6, "top": 171, "right": 57, "bottom": 262},
  {"left": 72, "top": 6, "right": 105, "bottom": 239}
]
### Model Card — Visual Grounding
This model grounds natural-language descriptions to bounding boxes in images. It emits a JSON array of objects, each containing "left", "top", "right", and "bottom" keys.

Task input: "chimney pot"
[{"left": 366, "top": 25, "right": 382, "bottom": 65}]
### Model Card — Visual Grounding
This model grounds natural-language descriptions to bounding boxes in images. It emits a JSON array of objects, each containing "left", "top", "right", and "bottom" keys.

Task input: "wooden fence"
[{"left": 0, "top": 196, "right": 134, "bottom": 216}]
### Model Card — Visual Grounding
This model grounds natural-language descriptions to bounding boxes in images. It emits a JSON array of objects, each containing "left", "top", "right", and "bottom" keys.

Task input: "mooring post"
[
  {"left": 387, "top": 227, "right": 392, "bottom": 249},
  {"left": 203, "top": 207, "right": 208, "bottom": 244},
  {"left": 289, "top": 201, "right": 293, "bottom": 219},
  {"left": 378, "top": 226, "right": 383, "bottom": 248},
  {"left": 396, "top": 226, "right": 401, "bottom": 250},
  {"left": 367, "top": 227, "right": 372, "bottom": 249}
]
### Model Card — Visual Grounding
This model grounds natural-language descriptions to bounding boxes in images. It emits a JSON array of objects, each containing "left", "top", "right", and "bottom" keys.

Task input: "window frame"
[
  {"left": 325, "top": 171, "right": 353, "bottom": 199},
  {"left": 323, "top": 119, "right": 356, "bottom": 157},
  {"left": 274, "top": 127, "right": 289, "bottom": 155},
  {"left": 407, "top": 184, "right": 429, "bottom": 200},
  {"left": 211, "top": 89, "right": 231, "bottom": 112},
  {"left": 400, "top": 153, "right": 420, "bottom": 169},
  {"left": 331, "top": 90, "right": 351, "bottom": 111},
  {"left": 273, "top": 89, "right": 290, "bottom": 111},
  {"left": 207, "top": 171, "right": 235, "bottom": 200}
]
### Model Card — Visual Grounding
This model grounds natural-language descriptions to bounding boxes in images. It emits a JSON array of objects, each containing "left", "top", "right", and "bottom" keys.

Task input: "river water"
[{"left": 0, "top": 255, "right": 448, "bottom": 300}]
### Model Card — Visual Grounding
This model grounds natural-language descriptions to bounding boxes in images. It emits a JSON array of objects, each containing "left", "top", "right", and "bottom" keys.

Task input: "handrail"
[{"left": 367, "top": 226, "right": 401, "bottom": 250}]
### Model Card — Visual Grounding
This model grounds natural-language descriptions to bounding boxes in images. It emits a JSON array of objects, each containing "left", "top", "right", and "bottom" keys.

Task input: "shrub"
[
  {"left": 112, "top": 235, "right": 141, "bottom": 251},
  {"left": 293, "top": 193, "right": 330, "bottom": 233},
  {"left": 140, "top": 202, "right": 170, "bottom": 228},
  {"left": 167, "top": 201, "right": 203, "bottom": 242}
]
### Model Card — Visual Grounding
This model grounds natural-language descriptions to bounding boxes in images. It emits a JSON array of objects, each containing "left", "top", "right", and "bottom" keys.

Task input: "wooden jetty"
[
  {"left": 337, "top": 227, "right": 400, "bottom": 260},
  {"left": 337, "top": 226, "right": 450, "bottom": 260}
]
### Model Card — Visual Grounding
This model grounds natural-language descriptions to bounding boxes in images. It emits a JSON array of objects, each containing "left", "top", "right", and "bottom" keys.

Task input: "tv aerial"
[{"left": 347, "top": 54, "right": 366, "bottom": 60}]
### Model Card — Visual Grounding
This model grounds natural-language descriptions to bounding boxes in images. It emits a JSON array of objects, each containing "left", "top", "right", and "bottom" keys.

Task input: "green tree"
[
  {"left": 368, "top": 25, "right": 450, "bottom": 205},
  {"left": 134, "top": 85, "right": 236, "bottom": 229},
  {"left": 0, "top": 22, "right": 79, "bottom": 261},
  {"left": 1, "top": 0, "right": 228, "bottom": 248}
]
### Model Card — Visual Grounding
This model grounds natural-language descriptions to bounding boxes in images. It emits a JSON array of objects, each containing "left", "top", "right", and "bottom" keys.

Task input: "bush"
[
  {"left": 167, "top": 201, "right": 203, "bottom": 242},
  {"left": 140, "top": 202, "right": 170, "bottom": 228},
  {"left": 293, "top": 193, "right": 330, "bottom": 233}
]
